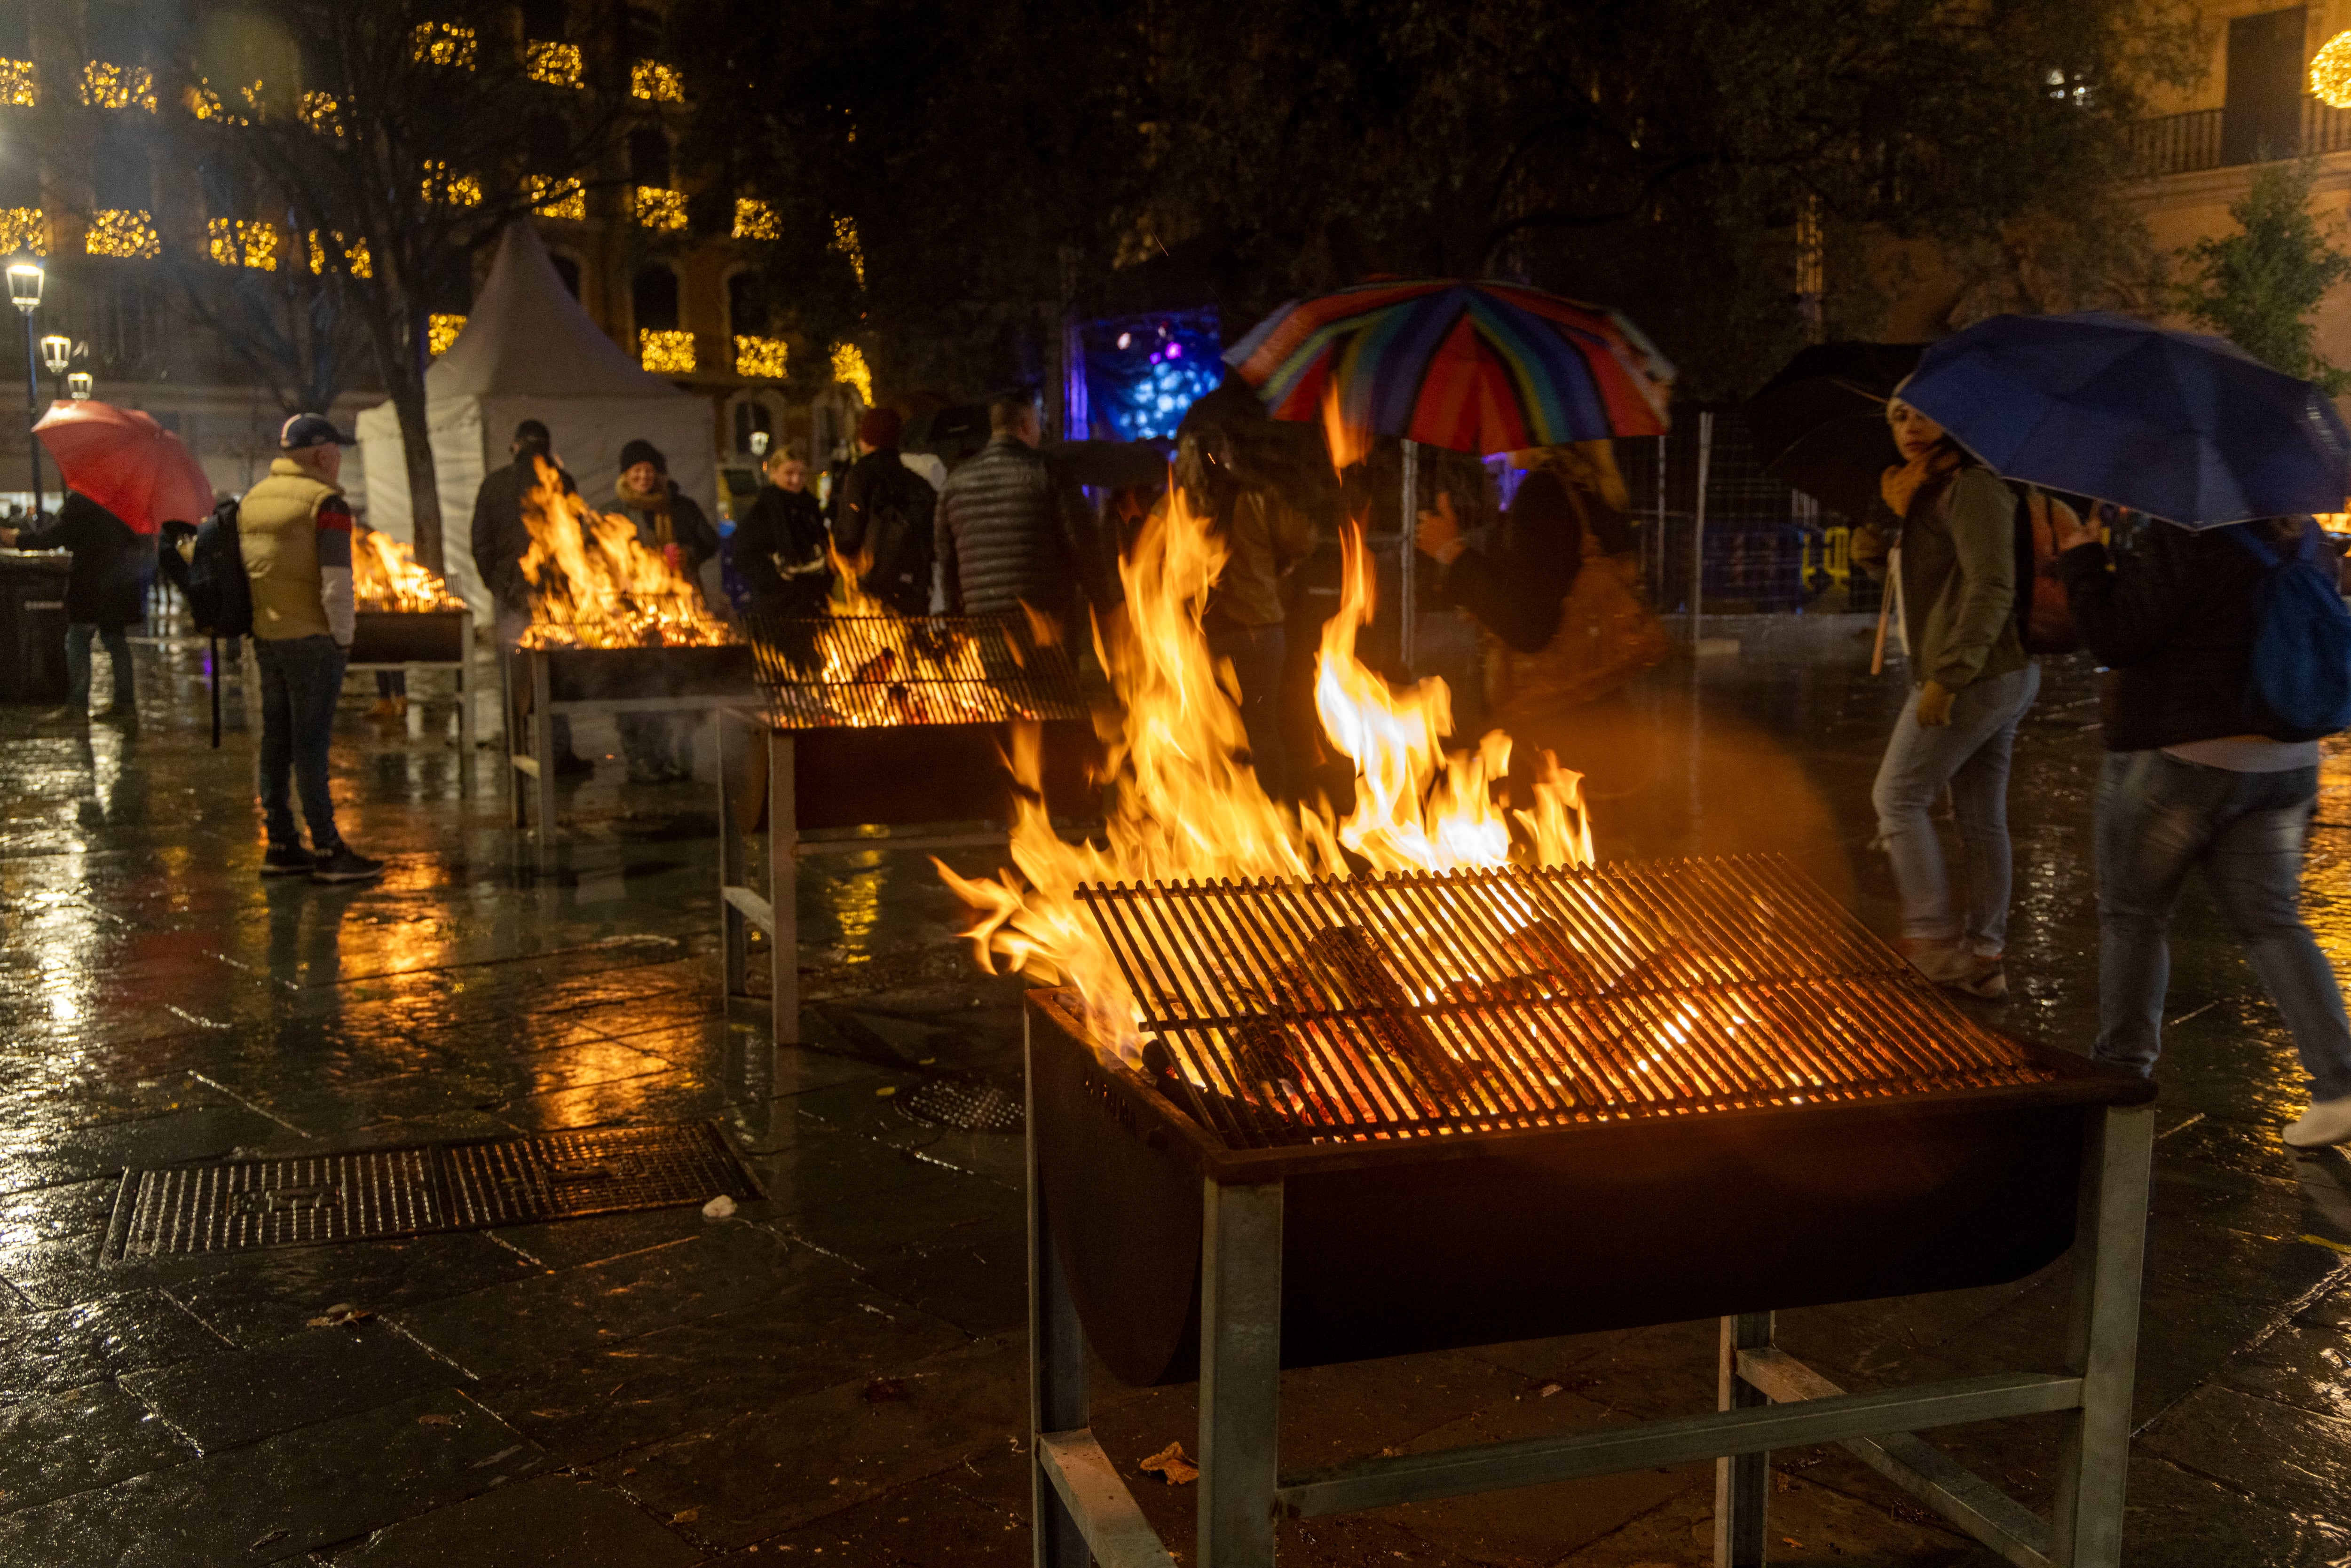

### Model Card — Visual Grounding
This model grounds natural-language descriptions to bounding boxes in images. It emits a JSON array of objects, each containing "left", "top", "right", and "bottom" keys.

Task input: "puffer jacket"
[
  {"left": 934, "top": 436, "right": 1113, "bottom": 623},
  {"left": 2058, "top": 515, "right": 2331, "bottom": 749}
]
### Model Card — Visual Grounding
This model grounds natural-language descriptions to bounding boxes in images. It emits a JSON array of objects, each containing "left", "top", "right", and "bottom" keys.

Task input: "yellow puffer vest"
[{"left": 238, "top": 459, "right": 340, "bottom": 641}]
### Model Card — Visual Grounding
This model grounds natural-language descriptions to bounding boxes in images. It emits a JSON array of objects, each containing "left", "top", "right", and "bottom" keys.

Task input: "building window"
[
  {"left": 422, "top": 161, "right": 482, "bottom": 206},
  {"left": 733, "top": 198, "right": 779, "bottom": 241},
  {"left": 527, "top": 175, "right": 584, "bottom": 220},
  {"left": 299, "top": 91, "right": 342, "bottom": 137},
  {"left": 188, "top": 79, "right": 262, "bottom": 124},
  {"left": 0, "top": 60, "right": 33, "bottom": 109},
  {"left": 0, "top": 207, "right": 42, "bottom": 255},
  {"left": 639, "top": 329, "right": 694, "bottom": 373},
  {"left": 207, "top": 218, "right": 277, "bottom": 269},
  {"left": 427, "top": 313, "right": 466, "bottom": 355},
  {"left": 634, "top": 187, "right": 687, "bottom": 230},
  {"left": 410, "top": 22, "right": 477, "bottom": 69},
  {"left": 86, "top": 210, "right": 158, "bottom": 259},
  {"left": 79, "top": 62, "right": 155, "bottom": 112},
  {"left": 830, "top": 215, "right": 864, "bottom": 288},
  {"left": 525, "top": 41, "right": 582, "bottom": 88},
  {"left": 735, "top": 337, "right": 787, "bottom": 378},
  {"left": 632, "top": 264, "right": 679, "bottom": 332},
  {"left": 306, "top": 230, "right": 369, "bottom": 278},
  {"left": 631, "top": 60, "right": 684, "bottom": 102}
]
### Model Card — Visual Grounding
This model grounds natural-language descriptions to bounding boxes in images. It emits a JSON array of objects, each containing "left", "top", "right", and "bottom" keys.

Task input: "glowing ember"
[
  {"left": 515, "top": 457, "right": 735, "bottom": 649},
  {"left": 353, "top": 527, "right": 464, "bottom": 612},
  {"left": 936, "top": 472, "right": 1595, "bottom": 1064}
]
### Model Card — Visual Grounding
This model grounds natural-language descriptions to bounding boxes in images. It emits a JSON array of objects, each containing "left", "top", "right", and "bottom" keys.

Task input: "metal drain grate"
[
  {"left": 898, "top": 1080, "right": 1025, "bottom": 1133},
  {"left": 104, "top": 1121, "right": 762, "bottom": 1261}
]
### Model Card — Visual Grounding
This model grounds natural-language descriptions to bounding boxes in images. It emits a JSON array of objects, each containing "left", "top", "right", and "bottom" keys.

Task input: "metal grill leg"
[
  {"left": 1715, "top": 1310, "right": 1774, "bottom": 1568},
  {"left": 457, "top": 614, "right": 476, "bottom": 795},
  {"left": 503, "top": 643, "right": 527, "bottom": 828},
  {"left": 2052, "top": 1103, "right": 2153, "bottom": 1568},
  {"left": 770, "top": 732, "right": 799, "bottom": 1044},
  {"left": 1199, "top": 1179, "right": 1284, "bottom": 1568},
  {"left": 1029, "top": 1029, "right": 1089, "bottom": 1568},
  {"left": 719, "top": 715, "right": 750, "bottom": 1000},
  {"left": 530, "top": 655, "right": 557, "bottom": 872}
]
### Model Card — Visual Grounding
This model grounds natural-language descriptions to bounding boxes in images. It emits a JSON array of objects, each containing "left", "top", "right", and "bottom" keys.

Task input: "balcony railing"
[{"left": 2130, "top": 97, "right": 2351, "bottom": 177}]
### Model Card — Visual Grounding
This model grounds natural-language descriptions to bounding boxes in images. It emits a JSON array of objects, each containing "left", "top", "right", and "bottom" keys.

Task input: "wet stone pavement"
[{"left": 2, "top": 616, "right": 2351, "bottom": 1565}]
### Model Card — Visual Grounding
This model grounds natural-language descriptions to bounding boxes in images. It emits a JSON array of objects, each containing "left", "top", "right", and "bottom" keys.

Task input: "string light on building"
[
  {"left": 410, "top": 22, "right": 477, "bottom": 69},
  {"left": 85, "top": 210, "right": 160, "bottom": 259},
  {"left": 422, "top": 162, "right": 482, "bottom": 207},
  {"left": 634, "top": 186, "right": 688, "bottom": 230},
  {"left": 733, "top": 198, "right": 780, "bottom": 241},
  {"left": 0, "top": 209, "right": 44, "bottom": 256},
  {"left": 830, "top": 215, "right": 864, "bottom": 288},
  {"left": 631, "top": 60, "right": 685, "bottom": 102},
  {"left": 528, "top": 176, "right": 585, "bottom": 220},
  {"left": 2315, "top": 31, "right": 2351, "bottom": 108},
  {"left": 299, "top": 91, "right": 342, "bottom": 136},
  {"left": 188, "top": 78, "right": 264, "bottom": 124},
  {"left": 427, "top": 314, "right": 466, "bottom": 356},
  {"left": 0, "top": 58, "right": 38, "bottom": 107},
  {"left": 639, "top": 329, "right": 695, "bottom": 374},
  {"left": 830, "top": 342, "right": 873, "bottom": 406},
  {"left": 525, "top": 40, "right": 584, "bottom": 88},
  {"left": 207, "top": 219, "right": 278, "bottom": 270},
  {"left": 734, "top": 336, "right": 787, "bottom": 378},
  {"left": 79, "top": 62, "right": 156, "bottom": 112}
]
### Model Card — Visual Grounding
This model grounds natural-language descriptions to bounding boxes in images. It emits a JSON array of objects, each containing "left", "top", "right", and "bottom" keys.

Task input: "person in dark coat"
[
  {"left": 469, "top": 418, "right": 589, "bottom": 774},
  {"left": 935, "top": 395, "right": 1113, "bottom": 632},
  {"left": 730, "top": 442, "right": 831, "bottom": 616},
  {"left": 0, "top": 490, "right": 146, "bottom": 718},
  {"left": 612, "top": 437, "right": 720, "bottom": 782},
  {"left": 832, "top": 407, "right": 936, "bottom": 614},
  {"left": 2055, "top": 508, "right": 2351, "bottom": 1148}
]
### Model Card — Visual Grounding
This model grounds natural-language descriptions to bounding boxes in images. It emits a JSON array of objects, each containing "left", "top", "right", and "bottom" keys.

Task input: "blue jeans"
[
  {"left": 1207, "top": 618, "right": 1287, "bottom": 798},
  {"left": 64, "top": 623, "right": 133, "bottom": 709},
  {"left": 2094, "top": 750, "right": 2351, "bottom": 1100},
  {"left": 1870, "top": 662, "right": 2041, "bottom": 952},
  {"left": 254, "top": 634, "right": 347, "bottom": 853}
]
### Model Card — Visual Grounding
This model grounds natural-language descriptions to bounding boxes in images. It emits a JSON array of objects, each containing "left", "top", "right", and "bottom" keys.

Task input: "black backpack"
[
  {"left": 184, "top": 495, "right": 252, "bottom": 637},
  {"left": 864, "top": 461, "right": 937, "bottom": 605}
]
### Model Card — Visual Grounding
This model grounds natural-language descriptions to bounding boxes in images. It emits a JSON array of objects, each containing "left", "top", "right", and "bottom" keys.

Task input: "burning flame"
[
  {"left": 936, "top": 468, "right": 1595, "bottom": 1063},
  {"left": 515, "top": 457, "right": 734, "bottom": 648},
  {"left": 353, "top": 527, "right": 464, "bottom": 612},
  {"left": 1322, "top": 382, "right": 1371, "bottom": 472}
]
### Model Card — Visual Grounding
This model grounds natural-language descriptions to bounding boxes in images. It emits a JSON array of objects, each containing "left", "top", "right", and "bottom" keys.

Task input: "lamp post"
[
  {"left": 66, "top": 371, "right": 91, "bottom": 401},
  {"left": 7, "top": 258, "right": 44, "bottom": 520}
]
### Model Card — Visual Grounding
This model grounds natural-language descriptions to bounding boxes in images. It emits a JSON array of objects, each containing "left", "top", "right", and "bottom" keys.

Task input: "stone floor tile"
[
  {"left": 0, "top": 1381, "right": 195, "bottom": 1513},
  {"left": 166, "top": 1232, "right": 539, "bottom": 1349},
  {"left": 2137, "top": 1382, "right": 2351, "bottom": 1523},
  {"left": 323, "top": 1472, "right": 702, "bottom": 1567},
  {"left": 0, "top": 1290, "right": 228, "bottom": 1403},
  {"left": 120, "top": 1318, "right": 463, "bottom": 1454}
]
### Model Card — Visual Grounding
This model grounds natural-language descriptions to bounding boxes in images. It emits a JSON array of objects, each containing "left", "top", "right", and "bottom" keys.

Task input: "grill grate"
[
  {"left": 104, "top": 1122, "right": 762, "bottom": 1261},
  {"left": 898, "top": 1079, "right": 1026, "bottom": 1133},
  {"left": 748, "top": 612, "right": 1088, "bottom": 729},
  {"left": 1075, "top": 855, "right": 2055, "bottom": 1149}
]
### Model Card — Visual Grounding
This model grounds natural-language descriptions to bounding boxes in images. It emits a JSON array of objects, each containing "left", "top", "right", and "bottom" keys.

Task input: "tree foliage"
[
  {"left": 2176, "top": 159, "right": 2351, "bottom": 395},
  {"left": 688, "top": 0, "right": 2199, "bottom": 404}
]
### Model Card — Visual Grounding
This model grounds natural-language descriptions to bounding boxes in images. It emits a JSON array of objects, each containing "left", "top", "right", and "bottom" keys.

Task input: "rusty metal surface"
[
  {"left": 749, "top": 612, "right": 1088, "bottom": 728},
  {"left": 1075, "top": 855, "right": 2058, "bottom": 1150}
]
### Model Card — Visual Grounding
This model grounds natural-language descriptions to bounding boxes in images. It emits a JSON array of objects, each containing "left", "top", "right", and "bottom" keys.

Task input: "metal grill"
[
  {"left": 1075, "top": 855, "right": 2054, "bottom": 1150},
  {"left": 748, "top": 612, "right": 1088, "bottom": 728}
]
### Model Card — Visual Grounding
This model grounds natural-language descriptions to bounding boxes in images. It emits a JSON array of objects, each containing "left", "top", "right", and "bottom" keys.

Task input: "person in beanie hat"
[
  {"left": 833, "top": 406, "right": 936, "bottom": 615},
  {"left": 611, "top": 436, "right": 720, "bottom": 782},
  {"left": 471, "top": 418, "right": 592, "bottom": 774}
]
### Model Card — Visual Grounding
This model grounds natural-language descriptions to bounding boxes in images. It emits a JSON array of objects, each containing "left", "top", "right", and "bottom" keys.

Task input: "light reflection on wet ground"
[{"left": 0, "top": 620, "right": 2347, "bottom": 1562}]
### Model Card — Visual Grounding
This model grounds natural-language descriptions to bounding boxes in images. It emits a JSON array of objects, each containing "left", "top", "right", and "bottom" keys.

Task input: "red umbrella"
[{"left": 32, "top": 399, "right": 214, "bottom": 536}]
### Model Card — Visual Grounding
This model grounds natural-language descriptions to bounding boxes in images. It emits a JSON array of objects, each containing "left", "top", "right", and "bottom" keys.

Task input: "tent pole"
[{"left": 1690, "top": 411, "right": 1713, "bottom": 642}]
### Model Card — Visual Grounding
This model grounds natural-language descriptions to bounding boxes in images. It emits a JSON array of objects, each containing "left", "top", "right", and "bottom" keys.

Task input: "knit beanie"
[
  {"left": 857, "top": 408, "right": 902, "bottom": 449},
  {"left": 618, "top": 438, "right": 667, "bottom": 474}
]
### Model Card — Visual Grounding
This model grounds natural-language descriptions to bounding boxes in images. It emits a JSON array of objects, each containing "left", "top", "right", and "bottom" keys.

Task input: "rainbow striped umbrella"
[{"left": 1222, "top": 279, "right": 1675, "bottom": 455}]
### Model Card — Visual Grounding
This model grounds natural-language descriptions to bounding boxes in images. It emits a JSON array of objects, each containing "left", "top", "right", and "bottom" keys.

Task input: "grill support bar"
[{"left": 1025, "top": 1010, "right": 2154, "bottom": 1568}]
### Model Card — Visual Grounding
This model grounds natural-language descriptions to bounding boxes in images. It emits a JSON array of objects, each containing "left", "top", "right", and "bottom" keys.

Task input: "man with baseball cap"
[{"left": 237, "top": 412, "right": 384, "bottom": 883}]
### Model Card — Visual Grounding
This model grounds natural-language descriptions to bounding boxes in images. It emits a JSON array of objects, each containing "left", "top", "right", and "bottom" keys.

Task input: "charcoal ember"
[
  {"left": 1226, "top": 1017, "right": 1306, "bottom": 1094},
  {"left": 1305, "top": 925, "right": 1481, "bottom": 1099}
]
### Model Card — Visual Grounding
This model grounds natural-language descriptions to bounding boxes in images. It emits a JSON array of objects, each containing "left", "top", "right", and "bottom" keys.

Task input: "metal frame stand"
[
  {"left": 347, "top": 610, "right": 477, "bottom": 793},
  {"left": 716, "top": 708, "right": 1008, "bottom": 1044},
  {"left": 1026, "top": 1064, "right": 2154, "bottom": 1568},
  {"left": 503, "top": 646, "right": 762, "bottom": 872}
]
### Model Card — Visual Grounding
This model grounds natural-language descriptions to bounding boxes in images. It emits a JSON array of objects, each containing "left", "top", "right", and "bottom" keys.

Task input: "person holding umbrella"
[{"left": 0, "top": 490, "right": 146, "bottom": 719}]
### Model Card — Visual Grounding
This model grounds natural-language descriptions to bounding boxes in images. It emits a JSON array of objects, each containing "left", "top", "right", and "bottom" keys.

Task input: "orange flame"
[
  {"left": 934, "top": 477, "right": 1595, "bottom": 1064},
  {"left": 1321, "top": 382, "right": 1371, "bottom": 471},
  {"left": 353, "top": 527, "right": 464, "bottom": 612},
  {"left": 515, "top": 457, "right": 734, "bottom": 648}
]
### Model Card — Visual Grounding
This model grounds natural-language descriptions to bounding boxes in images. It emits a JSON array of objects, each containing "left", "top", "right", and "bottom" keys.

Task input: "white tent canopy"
[{"left": 356, "top": 223, "right": 717, "bottom": 620}]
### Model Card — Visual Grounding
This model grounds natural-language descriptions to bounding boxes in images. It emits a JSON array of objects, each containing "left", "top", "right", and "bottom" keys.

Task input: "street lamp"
[
  {"left": 38, "top": 335, "right": 68, "bottom": 375},
  {"left": 7, "top": 258, "right": 42, "bottom": 520},
  {"left": 66, "top": 372, "right": 90, "bottom": 401}
]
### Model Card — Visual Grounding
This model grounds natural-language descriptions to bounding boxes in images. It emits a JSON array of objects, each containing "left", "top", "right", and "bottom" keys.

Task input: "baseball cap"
[{"left": 280, "top": 412, "right": 355, "bottom": 450}]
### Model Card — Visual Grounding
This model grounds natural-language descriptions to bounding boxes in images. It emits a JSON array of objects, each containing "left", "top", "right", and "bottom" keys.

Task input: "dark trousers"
[
  {"left": 2094, "top": 749, "right": 2351, "bottom": 1101},
  {"left": 1207, "top": 617, "right": 1287, "bottom": 798},
  {"left": 255, "top": 634, "right": 347, "bottom": 852},
  {"left": 65, "top": 623, "right": 134, "bottom": 709}
]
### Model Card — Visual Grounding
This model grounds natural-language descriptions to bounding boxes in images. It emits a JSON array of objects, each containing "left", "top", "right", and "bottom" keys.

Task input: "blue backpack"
[
  {"left": 184, "top": 495, "right": 252, "bottom": 638},
  {"left": 2230, "top": 521, "right": 2351, "bottom": 735}
]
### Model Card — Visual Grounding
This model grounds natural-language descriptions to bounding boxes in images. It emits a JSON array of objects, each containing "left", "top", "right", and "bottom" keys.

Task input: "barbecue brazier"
[{"left": 1026, "top": 855, "right": 2155, "bottom": 1568}]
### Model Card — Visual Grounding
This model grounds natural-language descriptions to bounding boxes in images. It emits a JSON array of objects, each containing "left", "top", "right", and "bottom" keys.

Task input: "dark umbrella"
[
  {"left": 1898, "top": 312, "right": 2351, "bottom": 526},
  {"left": 1744, "top": 343, "right": 1925, "bottom": 522}
]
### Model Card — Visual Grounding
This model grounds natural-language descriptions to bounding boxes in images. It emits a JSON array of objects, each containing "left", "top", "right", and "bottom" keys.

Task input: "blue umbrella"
[{"left": 1896, "top": 311, "right": 2351, "bottom": 527}]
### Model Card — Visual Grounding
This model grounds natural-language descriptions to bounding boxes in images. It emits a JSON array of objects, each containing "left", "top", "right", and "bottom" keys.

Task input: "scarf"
[
  {"left": 616, "top": 476, "right": 675, "bottom": 547},
  {"left": 1878, "top": 444, "right": 1962, "bottom": 521}
]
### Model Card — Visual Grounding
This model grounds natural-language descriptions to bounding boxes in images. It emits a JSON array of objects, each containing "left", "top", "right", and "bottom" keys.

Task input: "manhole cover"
[
  {"left": 898, "top": 1080, "right": 1024, "bottom": 1133},
  {"left": 105, "top": 1121, "right": 761, "bottom": 1261}
]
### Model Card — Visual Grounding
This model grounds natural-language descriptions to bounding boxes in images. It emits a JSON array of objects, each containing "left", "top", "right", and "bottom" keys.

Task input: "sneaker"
[
  {"left": 2284, "top": 1096, "right": 2351, "bottom": 1149},
  {"left": 1949, "top": 953, "right": 2008, "bottom": 1000},
  {"left": 1896, "top": 937, "right": 1979, "bottom": 986},
  {"left": 310, "top": 846, "right": 387, "bottom": 884},
  {"left": 553, "top": 752, "right": 595, "bottom": 778},
  {"left": 260, "top": 845, "right": 316, "bottom": 877}
]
